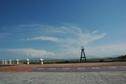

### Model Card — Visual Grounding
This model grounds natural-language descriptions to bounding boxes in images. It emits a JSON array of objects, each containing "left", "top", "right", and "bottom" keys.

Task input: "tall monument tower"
[{"left": 80, "top": 47, "right": 86, "bottom": 62}]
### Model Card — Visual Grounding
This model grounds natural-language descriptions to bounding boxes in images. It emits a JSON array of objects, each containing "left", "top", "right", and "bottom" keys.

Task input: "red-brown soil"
[{"left": 0, "top": 62, "right": 126, "bottom": 72}]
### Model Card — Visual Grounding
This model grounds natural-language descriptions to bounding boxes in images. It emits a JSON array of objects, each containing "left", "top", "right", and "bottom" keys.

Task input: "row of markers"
[{"left": 0, "top": 58, "right": 44, "bottom": 65}]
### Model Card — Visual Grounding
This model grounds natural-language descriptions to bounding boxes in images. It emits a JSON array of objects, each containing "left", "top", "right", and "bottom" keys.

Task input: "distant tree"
[
  {"left": 99, "top": 59, "right": 104, "bottom": 62},
  {"left": 117, "top": 55, "right": 126, "bottom": 59}
]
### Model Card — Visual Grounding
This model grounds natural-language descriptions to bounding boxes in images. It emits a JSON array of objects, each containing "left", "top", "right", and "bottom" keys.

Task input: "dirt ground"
[{"left": 0, "top": 62, "right": 126, "bottom": 72}]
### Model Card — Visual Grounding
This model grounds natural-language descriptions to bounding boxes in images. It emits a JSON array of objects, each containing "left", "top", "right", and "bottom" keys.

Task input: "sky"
[{"left": 0, "top": 0, "right": 126, "bottom": 60}]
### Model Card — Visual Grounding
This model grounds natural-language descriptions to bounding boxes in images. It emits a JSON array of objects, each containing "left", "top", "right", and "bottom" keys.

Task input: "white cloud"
[
  {"left": 53, "top": 25, "right": 106, "bottom": 49},
  {"left": 57, "top": 43, "right": 126, "bottom": 59},
  {"left": 31, "top": 25, "right": 106, "bottom": 46},
  {"left": 1, "top": 24, "right": 126, "bottom": 59},
  {"left": 24, "top": 24, "right": 107, "bottom": 58},
  {"left": 6, "top": 48, "right": 55, "bottom": 57},
  {"left": 4, "top": 24, "right": 124, "bottom": 59},
  {"left": 86, "top": 43, "right": 126, "bottom": 57},
  {"left": 27, "top": 36, "right": 59, "bottom": 42}
]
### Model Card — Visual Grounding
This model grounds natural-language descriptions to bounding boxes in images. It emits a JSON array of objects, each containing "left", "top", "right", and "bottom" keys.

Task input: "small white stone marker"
[
  {"left": 9, "top": 59, "right": 12, "bottom": 65},
  {"left": 40, "top": 58, "right": 44, "bottom": 64},
  {"left": 4, "top": 60, "right": 7, "bottom": 65},
  {"left": 27, "top": 58, "right": 30, "bottom": 64},
  {"left": 16, "top": 59, "right": 19, "bottom": 64}
]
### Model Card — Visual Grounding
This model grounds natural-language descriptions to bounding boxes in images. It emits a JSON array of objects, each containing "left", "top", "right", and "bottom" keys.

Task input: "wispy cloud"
[
  {"left": 86, "top": 43, "right": 126, "bottom": 58},
  {"left": 18, "top": 24, "right": 107, "bottom": 58},
  {"left": 4, "top": 24, "right": 126, "bottom": 59},
  {"left": 27, "top": 36, "right": 59, "bottom": 42},
  {"left": 6, "top": 48, "right": 55, "bottom": 57},
  {"left": 28, "top": 25, "right": 106, "bottom": 58},
  {"left": 26, "top": 24, "right": 106, "bottom": 46}
]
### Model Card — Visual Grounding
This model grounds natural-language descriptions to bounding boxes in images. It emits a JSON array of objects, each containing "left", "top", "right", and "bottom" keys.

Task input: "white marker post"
[
  {"left": 40, "top": 58, "right": 44, "bottom": 64},
  {"left": 16, "top": 59, "right": 19, "bottom": 64},
  {"left": 27, "top": 58, "right": 29, "bottom": 64},
  {"left": 4, "top": 60, "right": 7, "bottom": 65},
  {"left": 9, "top": 59, "right": 12, "bottom": 65}
]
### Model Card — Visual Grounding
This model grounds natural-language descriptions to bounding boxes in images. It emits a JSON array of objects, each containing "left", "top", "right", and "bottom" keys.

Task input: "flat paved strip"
[
  {"left": 32, "top": 66, "right": 126, "bottom": 72},
  {"left": 0, "top": 72, "right": 126, "bottom": 84}
]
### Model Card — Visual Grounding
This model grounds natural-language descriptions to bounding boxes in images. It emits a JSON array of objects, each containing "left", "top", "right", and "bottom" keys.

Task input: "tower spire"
[{"left": 80, "top": 47, "right": 86, "bottom": 62}]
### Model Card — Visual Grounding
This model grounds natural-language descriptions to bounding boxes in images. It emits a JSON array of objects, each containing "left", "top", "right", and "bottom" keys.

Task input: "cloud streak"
[
  {"left": 86, "top": 43, "right": 126, "bottom": 57},
  {"left": 28, "top": 25, "right": 107, "bottom": 58},
  {"left": 27, "top": 36, "right": 59, "bottom": 42},
  {"left": 4, "top": 24, "right": 126, "bottom": 59},
  {"left": 27, "top": 25, "right": 106, "bottom": 46},
  {"left": 6, "top": 48, "right": 55, "bottom": 57},
  {"left": 17, "top": 24, "right": 107, "bottom": 58}
]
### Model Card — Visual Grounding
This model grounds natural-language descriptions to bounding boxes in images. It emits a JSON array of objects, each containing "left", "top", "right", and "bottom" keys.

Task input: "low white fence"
[{"left": 0, "top": 58, "right": 44, "bottom": 65}]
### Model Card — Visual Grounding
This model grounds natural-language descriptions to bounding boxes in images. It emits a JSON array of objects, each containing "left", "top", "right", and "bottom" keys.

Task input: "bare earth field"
[
  {"left": 0, "top": 62, "right": 126, "bottom": 72},
  {"left": 0, "top": 62, "right": 126, "bottom": 84}
]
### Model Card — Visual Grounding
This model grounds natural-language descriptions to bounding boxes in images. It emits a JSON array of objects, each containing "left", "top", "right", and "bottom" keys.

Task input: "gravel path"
[{"left": 0, "top": 72, "right": 126, "bottom": 84}]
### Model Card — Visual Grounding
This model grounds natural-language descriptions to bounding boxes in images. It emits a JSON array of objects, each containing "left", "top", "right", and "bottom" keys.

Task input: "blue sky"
[{"left": 0, "top": 0, "right": 126, "bottom": 59}]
